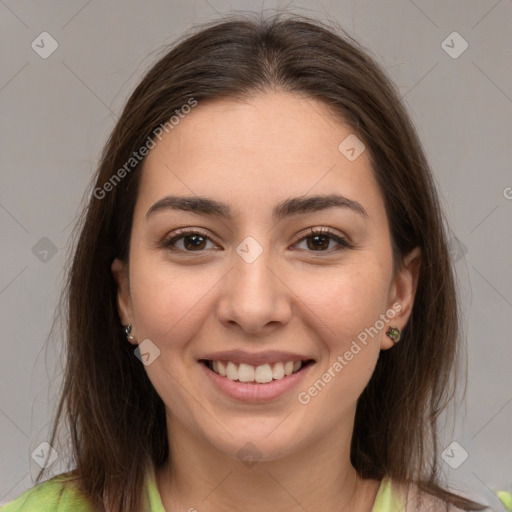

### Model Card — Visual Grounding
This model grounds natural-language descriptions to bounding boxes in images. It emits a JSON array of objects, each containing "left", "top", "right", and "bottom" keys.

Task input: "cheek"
[
  {"left": 295, "top": 270, "right": 386, "bottom": 418},
  {"left": 128, "top": 255, "right": 213, "bottom": 342},
  {"left": 297, "top": 265, "right": 391, "bottom": 348}
]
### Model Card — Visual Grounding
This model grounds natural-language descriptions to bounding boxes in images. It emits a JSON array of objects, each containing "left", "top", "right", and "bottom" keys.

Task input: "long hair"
[{"left": 39, "top": 12, "right": 485, "bottom": 511}]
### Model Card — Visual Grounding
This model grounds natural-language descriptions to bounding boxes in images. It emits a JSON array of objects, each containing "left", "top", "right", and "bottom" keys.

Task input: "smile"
[{"left": 201, "top": 359, "right": 315, "bottom": 384}]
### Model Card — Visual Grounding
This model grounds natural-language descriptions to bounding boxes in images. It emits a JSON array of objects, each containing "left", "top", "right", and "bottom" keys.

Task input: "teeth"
[
  {"left": 207, "top": 359, "right": 307, "bottom": 383},
  {"left": 254, "top": 364, "right": 273, "bottom": 383},
  {"left": 272, "top": 362, "right": 284, "bottom": 379},
  {"left": 238, "top": 363, "right": 255, "bottom": 382},
  {"left": 226, "top": 361, "right": 238, "bottom": 380}
]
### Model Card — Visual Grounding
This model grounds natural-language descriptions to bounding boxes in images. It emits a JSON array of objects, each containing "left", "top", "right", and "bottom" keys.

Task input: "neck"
[{"left": 156, "top": 411, "right": 380, "bottom": 512}]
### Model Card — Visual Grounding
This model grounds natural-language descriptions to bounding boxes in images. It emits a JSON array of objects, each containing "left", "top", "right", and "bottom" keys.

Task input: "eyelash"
[{"left": 161, "top": 227, "right": 352, "bottom": 255}]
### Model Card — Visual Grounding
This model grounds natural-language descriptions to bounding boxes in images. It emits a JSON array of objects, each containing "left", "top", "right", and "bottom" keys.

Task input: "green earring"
[{"left": 386, "top": 327, "right": 401, "bottom": 343}]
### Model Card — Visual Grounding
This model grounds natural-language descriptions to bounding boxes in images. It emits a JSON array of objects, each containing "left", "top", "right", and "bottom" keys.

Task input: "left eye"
[
  {"left": 162, "top": 228, "right": 350, "bottom": 253},
  {"left": 294, "top": 229, "right": 350, "bottom": 252}
]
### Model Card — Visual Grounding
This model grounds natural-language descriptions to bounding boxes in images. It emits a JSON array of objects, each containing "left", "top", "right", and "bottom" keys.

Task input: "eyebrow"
[{"left": 145, "top": 193, "right": 368, "bottom": 221}]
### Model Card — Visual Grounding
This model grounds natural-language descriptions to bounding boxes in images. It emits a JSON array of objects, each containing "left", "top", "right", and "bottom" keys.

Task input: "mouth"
[{"left": 199, "top": 358, "right": 315, "bottom": 384}]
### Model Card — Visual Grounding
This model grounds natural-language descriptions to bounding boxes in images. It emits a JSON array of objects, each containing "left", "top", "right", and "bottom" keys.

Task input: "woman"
[{"left": 1, "top": 12, "right": 486, "bottom": 512}]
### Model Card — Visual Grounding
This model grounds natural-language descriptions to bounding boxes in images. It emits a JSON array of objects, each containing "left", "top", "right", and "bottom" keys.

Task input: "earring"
[
  {"left": 123, "top": 324, "right": 135, "bottom": 342},
  {"left": 386, "top": 327, "right": 401, "bottom": 344}
]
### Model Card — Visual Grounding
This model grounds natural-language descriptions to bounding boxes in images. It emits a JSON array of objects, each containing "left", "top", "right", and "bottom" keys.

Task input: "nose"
[{"left": 216, "top": 242, "right": 292, "bottom": 336}]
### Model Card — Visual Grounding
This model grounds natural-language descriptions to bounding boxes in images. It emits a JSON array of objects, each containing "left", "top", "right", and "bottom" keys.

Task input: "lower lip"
[{"left": 200, "top": 362, "right": 314, "bottom": 402}]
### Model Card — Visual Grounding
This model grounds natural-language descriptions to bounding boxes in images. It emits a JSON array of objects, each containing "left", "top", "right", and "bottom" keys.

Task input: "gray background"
[{"left": 1, "top": 0, "right": 511, "bottom": 509}]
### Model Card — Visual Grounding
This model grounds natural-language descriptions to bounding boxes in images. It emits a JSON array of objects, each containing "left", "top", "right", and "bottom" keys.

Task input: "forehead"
[{"left": 137, "top": 92, "right": 384, "bottom": 221}]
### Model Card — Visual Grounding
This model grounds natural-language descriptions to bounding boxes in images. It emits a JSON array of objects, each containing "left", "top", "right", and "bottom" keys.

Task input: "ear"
[
  {"left": 111, "top": 258, "right": 135, "bottom": 344},
  {"left": 381, "top": 246, "right": 422, "bottom": 350}
]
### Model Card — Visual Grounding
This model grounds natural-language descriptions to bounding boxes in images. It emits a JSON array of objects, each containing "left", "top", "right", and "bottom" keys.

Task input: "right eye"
[{"left": 161, "top": 229, "right": 219, "bottom": 253}]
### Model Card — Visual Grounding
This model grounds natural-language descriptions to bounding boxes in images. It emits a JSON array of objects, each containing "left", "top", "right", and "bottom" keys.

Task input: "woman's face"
[{"left": 112, "top": 92, "right": 420, "bottom": 462}]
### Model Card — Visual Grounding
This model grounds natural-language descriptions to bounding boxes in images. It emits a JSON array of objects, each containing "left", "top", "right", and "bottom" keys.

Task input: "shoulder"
[
  {"left": 374, "top": 477, "right": 468, "bottom": 512},
  {"left": 407, "top": 482, "right": 467, "bottom": 511},
  {"left": 0, "top": 474, "right": 95, "bottom": 512},
  {"left": 397, "top": 480, "right": 467, "bottom": 512}
]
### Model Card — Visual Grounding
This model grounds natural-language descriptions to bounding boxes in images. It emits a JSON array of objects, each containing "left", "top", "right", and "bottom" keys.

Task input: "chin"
[{"left": 200, "top": 423, "right": 306, "bottom": 466}]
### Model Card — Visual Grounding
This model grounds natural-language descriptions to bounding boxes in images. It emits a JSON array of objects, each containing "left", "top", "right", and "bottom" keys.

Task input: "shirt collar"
[{"left": 145, "top": 464, "right": 166, "bottom": 512}]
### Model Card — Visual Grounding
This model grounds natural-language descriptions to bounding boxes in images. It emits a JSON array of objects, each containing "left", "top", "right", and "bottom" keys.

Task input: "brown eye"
[
  {"left": 162, "top": 229, "right": 217, "bottom": 252},
  {"left": 294, "top": 228, "right": 351, "bottom": 253},
  {"left": 161, "top": 227, "right": 351, "bottom": 255}
]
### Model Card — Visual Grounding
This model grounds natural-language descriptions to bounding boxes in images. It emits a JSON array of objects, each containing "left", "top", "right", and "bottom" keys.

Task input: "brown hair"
[{"left": 39, "top": 11, "right": 485, "bottom": 511}]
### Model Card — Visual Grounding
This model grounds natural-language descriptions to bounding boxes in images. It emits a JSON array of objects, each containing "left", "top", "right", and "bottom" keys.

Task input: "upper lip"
[{"left": 198, "top": 350, "right": 315, "bottom": 366}]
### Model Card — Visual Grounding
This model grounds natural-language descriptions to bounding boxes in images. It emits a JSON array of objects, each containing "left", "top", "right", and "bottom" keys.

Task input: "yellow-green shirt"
[{"left": 0, "top": 470, "right": 402, "bottom": 511}]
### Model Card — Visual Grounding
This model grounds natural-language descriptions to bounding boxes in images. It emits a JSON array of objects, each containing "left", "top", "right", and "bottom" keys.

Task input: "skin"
[{"left": 111, "top": 92, "right": 421, "bottom": 511}]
